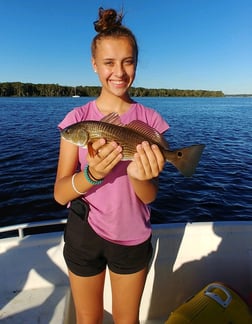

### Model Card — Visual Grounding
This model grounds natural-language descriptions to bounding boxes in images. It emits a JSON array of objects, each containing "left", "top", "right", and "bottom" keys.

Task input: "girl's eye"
[{"left": 124, "top": 60, "right": 134, "bottom": 65}]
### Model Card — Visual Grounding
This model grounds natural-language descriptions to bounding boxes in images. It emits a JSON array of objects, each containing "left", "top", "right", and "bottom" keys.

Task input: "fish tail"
[{"left": 164, "top": 144, "right": 205, "bottom": 177}]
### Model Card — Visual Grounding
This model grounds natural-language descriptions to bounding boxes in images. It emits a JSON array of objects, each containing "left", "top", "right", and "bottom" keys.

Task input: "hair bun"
[{"left": 94, "top": 7, "right": 123, "bottom": 33}]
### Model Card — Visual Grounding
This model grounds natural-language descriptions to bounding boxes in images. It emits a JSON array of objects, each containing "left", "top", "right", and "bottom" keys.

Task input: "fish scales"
[{"left": 84, "top": 121, "right": 163, "bottom": 159}]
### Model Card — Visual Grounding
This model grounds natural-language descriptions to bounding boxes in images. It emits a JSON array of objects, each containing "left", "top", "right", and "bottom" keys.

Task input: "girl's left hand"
[{"left": 127, "top": 141, "right": 165, "bottom": 180}]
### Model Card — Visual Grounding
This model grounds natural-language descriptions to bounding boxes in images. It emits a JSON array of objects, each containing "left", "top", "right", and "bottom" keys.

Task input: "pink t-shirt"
[{"left": 58, "top": 100, "right": 169, "bottom": 245}]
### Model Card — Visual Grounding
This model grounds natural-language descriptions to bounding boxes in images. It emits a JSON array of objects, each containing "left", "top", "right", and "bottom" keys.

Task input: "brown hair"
[{"left": 91, "top": 7, "right": 138, "bottom": 64}]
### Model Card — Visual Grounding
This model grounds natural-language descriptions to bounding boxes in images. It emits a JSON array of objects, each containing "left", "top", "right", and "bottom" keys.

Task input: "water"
[{"left": 0, "top": 97, "right": 251, "bottom": 226}]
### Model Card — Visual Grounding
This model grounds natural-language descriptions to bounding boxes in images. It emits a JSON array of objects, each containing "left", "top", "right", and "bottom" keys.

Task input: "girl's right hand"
[{"left": 87, "top": 139, "right": 123, "bottom": 180}]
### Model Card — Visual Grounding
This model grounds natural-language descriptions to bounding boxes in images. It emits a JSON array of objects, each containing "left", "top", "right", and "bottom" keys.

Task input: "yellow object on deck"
[{"left": 165, "top": 282, "right": 252, "bottom": 324}]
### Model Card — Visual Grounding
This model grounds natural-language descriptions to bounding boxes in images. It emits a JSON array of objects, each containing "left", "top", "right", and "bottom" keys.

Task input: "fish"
[{"left": 61, "top": 112, "right": 205, "bottom": 177}]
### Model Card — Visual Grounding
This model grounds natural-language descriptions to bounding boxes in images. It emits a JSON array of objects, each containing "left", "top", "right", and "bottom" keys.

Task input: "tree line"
[{"left": 0, "top": 82, "right": 224, "bottom": 97}]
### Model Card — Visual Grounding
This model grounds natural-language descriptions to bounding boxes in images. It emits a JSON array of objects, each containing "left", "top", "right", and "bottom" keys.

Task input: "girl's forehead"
[{"left": 95, "top": 37, "right": 135, "bottom": 54}]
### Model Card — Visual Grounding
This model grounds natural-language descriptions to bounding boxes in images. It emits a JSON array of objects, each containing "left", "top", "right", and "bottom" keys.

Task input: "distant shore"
[{"left": 0, "top": 82, "right": 226, "bottom": 97}]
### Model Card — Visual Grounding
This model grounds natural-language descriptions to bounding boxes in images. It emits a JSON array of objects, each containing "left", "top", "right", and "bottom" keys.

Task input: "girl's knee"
[{"left": 76, "top": 309, "right": 103, "bottom": 324}]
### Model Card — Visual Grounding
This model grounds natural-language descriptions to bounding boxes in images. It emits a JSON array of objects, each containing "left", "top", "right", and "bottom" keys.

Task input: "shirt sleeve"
[
  {"left": 58, "top": 109, "right": 79, "bottom": 130},
  {"left": 148, "top": 109, "right": 170, "bottom": 134}
]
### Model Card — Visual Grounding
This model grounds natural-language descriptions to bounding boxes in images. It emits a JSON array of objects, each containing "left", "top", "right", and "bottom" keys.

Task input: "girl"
[{"left": 54, "top": 7, "right": 169, "bottom": 324}]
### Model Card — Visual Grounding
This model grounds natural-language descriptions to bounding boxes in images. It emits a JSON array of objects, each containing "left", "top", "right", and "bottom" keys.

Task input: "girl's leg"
[
  {"left": 68, "top": 269, "right": 106, "bottom": 324},
  {"left": 109, "top": 267, "right": 148, "bottom": 324}
]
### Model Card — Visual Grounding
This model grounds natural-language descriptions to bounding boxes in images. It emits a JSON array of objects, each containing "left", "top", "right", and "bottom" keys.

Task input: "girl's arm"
[
  {"left": 54, "top": 139, "right": 92, "bottom": 205},
  {"left": 54, "top": 138, "right": 123, "bottom": 205}
]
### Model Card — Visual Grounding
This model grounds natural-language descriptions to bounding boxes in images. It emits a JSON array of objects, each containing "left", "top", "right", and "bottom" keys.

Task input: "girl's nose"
[{"left": 113, "top": 63, "right": 125, "bottom": 77}]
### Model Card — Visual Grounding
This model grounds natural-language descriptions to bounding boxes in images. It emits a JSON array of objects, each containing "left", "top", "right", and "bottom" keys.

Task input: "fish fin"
[
  {"left": 126, "top": 120, "right": 169, "bottom": 149},
  {"left": 100, "top": 112, "right": 123, "bottom": 126},
  {"left": 88, "top": 142, "right": 96, "bottom": 157},
  {"left": 165, "top": 144, "right": 205, "bottom": 177}
]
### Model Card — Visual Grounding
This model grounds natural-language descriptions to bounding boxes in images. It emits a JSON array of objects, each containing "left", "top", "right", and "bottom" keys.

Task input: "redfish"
[{"left": 61, "top": 113, "right": 205, "bottom": 177}]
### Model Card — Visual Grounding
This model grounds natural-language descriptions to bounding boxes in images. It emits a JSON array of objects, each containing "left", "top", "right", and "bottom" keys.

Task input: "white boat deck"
[{"left": 1, "top": 221, "right": 252, "bottom": 323}]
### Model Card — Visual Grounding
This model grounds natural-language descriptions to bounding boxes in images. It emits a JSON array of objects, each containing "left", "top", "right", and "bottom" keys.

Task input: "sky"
[{"left": 0, "top": 0, "right": 251, "bottom": 94}]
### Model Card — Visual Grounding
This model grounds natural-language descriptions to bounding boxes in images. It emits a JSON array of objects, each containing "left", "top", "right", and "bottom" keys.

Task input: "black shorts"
[{"left": 63, "top": 199, "right": 153, "bottom": 277}]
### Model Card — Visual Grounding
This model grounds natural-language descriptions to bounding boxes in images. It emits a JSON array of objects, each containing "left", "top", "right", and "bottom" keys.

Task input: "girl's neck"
[{"left": 95, "top": 91, "right": 134, "bottom": 115}]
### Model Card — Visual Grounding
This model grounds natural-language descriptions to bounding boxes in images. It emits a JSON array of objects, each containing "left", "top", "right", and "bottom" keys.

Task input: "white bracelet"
[{"left": 71, "top": 173, "right": 85, "bottom": 195}]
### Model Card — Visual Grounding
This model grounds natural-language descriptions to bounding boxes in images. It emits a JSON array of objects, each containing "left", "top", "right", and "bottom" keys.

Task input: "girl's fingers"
[
  {"left": 136, "top": 142, "right": 164, "bottom": 177},
  {"left": 87, "top": 141, "right": 123, "bottom": 177}
]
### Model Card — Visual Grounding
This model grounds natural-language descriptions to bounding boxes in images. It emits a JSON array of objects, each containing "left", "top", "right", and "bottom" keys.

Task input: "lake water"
[{"left": 0, "top": 96, "right": 251, "bottom": 226}]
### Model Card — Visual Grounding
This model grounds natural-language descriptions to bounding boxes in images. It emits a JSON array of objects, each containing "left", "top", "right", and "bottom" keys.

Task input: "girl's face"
[{"left": 92, "top": 37, "right": 137, "bottom": 98}]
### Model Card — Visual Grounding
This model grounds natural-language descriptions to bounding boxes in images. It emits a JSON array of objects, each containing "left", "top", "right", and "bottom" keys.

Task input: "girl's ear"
[{"left": 91, "top": 57, "right": 97, "bottom": 73}]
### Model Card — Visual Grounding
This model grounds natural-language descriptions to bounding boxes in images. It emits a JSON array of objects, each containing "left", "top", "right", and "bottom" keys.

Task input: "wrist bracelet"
[
  {"left": 71, "top": 173, "right": 86, "bottom": 195},
  {"left": 88, "top": 166, "right": 103, "bottom": 182},
  {"left": 84, "top": 165, "right": 104, "bottom": 185}
]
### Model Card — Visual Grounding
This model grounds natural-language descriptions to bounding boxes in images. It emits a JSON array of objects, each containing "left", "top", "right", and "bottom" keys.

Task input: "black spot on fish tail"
[
  {"left": 177, "top": 151, "right": 183, "bottom": 158},
  {"left": 165, "top": 144, "right": 205, "bottom": 177}
]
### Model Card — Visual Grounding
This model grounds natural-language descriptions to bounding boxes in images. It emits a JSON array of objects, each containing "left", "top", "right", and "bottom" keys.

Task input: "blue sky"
[{"left": 0, "top": 0, "right": 251, "bottom": 94}]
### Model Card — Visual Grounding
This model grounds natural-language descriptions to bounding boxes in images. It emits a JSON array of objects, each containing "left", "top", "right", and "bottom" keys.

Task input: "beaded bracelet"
[
  {"left": 71, "top": 173, "right": 86, "bottom": 195},
  {"left": 84, "top": 165, "right": 104, "bottom": 185}
]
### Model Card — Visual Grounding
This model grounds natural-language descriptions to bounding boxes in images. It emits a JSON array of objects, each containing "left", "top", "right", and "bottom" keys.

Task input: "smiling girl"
[{"left": 54, "top": 7, "right": 169, "bottom": 323}]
